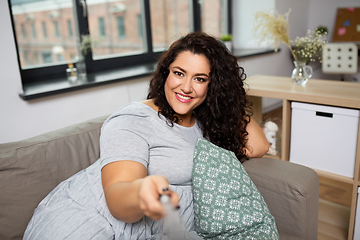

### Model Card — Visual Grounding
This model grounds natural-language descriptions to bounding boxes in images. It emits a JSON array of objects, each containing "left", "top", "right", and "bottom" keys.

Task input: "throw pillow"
[{"left": 192, "top": 138, "right": 279, "bottom": 239}]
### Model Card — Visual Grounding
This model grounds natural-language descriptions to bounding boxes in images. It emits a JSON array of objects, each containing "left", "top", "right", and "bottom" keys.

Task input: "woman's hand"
[
  {"left": 138, "top": 175, "right": 179, "bottom": 221},
  {"left": 102, "top": 161, "right": 179, "bottom": 222},
  {"left": 244, "top": 118, "right": 269, "bottom": 158}
]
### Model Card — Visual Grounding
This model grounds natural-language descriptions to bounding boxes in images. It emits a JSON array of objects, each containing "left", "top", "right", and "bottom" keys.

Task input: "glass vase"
[
  {"left": 76, "top": 59, "right": 87, "bottom": 80},
  {"left": 224, "top": 41, "right": 232, "bottom": 52},
  {"left": 291, "top": 61, "right": 313, "bottom": 85},
  {"left": 66, "top": 67, "right": 78, "bottom": 82}
]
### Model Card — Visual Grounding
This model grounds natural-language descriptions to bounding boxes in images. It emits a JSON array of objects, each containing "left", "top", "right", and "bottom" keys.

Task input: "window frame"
[{"left": 8, "top": 0, "right": 232, "bottom": 86}]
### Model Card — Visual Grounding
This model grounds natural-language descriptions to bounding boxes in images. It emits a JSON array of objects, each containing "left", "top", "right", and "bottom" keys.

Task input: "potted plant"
[{"left": 221, "top": 34, "right": 233, "bottom": 52}]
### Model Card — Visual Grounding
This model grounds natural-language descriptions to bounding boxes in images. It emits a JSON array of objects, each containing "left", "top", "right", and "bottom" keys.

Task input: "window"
[
  {"left": 42, "top": 22, "right": 47, "bottom": 39},
  {"left": 8, "top": 0, "right": 232, "bottom": 86},
  {"left": 137, "top": 14, "right": 143, "bottom": 39},
  {"left": 200, "top": 0, "right": 230, "bottom": 39},
  {"left": 41, "top": 51, "right": 52, "bottom": 63},
  {"left": 21, "top": 23, "right": 26, "bottom": 39},
  {"left": 23, "top": 51, "right": 29, "bottom": 65},
  {"left": 117, "top": 16, "right": 125, "bottom": 38},
  {"left": 67, "top": 20, "right": 73, "bottom": 38},
  {"left": 98, "top": 17, "right": 105, "bottom": 37},
  {"left": 54, "top": 21, "right": 60, "bottom": 38},
  {"left": 31, "top": 22, "right": 36, "bottom": 39},
  {"left": 150, "top": 0, "right": 191, "bottom": 52},
  {"left": 57, "top": 53, "right": 64, "bottom": 61},
  {"left": 35, "top": 52, "right": 39, "bottom": 63}
]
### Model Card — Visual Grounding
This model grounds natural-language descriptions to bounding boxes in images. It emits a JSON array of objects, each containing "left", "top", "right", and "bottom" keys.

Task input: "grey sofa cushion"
[
  {"left": 0, "top": 116, "right": 107, "bottom": 240},
  {"left": 243, "top": 158, "right": 319, "bottom": 240}
]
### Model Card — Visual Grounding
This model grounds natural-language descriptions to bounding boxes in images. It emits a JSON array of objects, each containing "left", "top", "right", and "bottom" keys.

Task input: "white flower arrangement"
[
  {"left": 292, "top": 29, "right": 327, "bottom": 63},
  {"left": 80, "top": 34, "right": 95, "bottom": 56}
]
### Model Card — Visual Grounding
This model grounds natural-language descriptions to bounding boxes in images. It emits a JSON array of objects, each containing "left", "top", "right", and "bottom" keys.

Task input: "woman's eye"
[
  {"left": 195, "top": 77, "right": 207, "bottom": 82},
  {"left": 174, "top": 71, "right": 184, "bottom": 77}
]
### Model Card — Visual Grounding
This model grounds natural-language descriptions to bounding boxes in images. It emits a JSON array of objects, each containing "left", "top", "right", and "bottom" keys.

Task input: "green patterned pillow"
[{"left": 192, "top": 138, "right": 279, "bottom": 239}]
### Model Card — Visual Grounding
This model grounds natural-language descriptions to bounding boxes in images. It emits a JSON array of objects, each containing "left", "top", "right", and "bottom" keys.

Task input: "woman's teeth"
[{"left": 176, "top": 93, "right": 191, "bottom": 100}]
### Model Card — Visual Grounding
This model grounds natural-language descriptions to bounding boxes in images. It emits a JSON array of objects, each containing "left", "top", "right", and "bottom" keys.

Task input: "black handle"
[{"left": 316, "top": 111, "right": 333, "bottom": 118}]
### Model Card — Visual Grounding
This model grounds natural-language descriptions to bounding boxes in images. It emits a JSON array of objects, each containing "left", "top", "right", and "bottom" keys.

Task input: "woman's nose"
[{"left": 181, "top": 77, "right": 193, "bottom": 93}]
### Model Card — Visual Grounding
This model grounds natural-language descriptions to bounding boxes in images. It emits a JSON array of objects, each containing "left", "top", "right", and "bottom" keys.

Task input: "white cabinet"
[{"left": 290, "top": 102, "right": 360, "bottom": 178}]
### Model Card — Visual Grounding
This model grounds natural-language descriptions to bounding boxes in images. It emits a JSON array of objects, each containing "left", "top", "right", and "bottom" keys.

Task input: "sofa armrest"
[
  {"left": 243, "top": 157, "right": 319, "bottom": 240},
  {"left": 0, "top": 115, "right": 107, "bottom": 240}
]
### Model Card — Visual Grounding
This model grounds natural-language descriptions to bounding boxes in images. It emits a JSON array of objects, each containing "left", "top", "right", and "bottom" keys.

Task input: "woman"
[{"left": 24, "top": 32, "right": 268, "bottom": 239}]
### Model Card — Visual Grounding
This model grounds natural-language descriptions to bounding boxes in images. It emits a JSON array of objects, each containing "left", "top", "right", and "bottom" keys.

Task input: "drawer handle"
[{"left": 316, "top": 111, "right": 333, "bottom": 118}]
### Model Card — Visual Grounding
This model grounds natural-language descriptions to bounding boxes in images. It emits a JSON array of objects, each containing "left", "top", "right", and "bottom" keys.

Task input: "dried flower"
[{"left": 253, "top": 9, "right": 292, "bottom": 51}]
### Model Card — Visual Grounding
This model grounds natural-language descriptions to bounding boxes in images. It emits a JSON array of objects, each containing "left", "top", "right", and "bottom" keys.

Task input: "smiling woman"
[
  {"left": 164, "top": 51, "right": 210, "bottom": 127},
  {"left": 147, "top": 32, "right": 268, "bottom": 161},
  {"left": 23, "top": 32, "right": 269, "bottom": 240}
]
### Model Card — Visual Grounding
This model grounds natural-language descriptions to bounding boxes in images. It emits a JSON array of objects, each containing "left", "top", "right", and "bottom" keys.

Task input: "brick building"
[{"left": 10, "top": 0, "right": 224, "bottom": 68}]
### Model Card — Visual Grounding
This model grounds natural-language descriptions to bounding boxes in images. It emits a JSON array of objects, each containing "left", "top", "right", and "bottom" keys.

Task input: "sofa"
[{"left": 0, "top": 116, "right": 319, "bottom": 240}]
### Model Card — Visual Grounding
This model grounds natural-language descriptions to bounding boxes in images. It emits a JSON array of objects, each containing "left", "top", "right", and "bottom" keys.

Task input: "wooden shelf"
[
  {"left": 317, "top": 170, "right": 353, "bottom": 207},
  {"left": 245, "top": 75, "right": 360, "bottom": 240},
  {"left": 315, "top": 169, "right": 354, "bottom": 185},
  {"left": 318, "top": 199, "right": 350, "bottom": 240},
  {"left": 245, "top": 75, "right": 360, "bottom": 109}
]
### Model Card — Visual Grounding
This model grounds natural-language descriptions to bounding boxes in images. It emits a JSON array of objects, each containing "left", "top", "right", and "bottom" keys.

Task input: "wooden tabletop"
[{"left": 245, "top": 75, "right": 360, "bottom": 109}]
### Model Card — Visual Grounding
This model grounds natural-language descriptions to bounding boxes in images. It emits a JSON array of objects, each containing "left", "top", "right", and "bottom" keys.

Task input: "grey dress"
[{"left": 24, "top": 102, "right": 203, "bottom": 240}]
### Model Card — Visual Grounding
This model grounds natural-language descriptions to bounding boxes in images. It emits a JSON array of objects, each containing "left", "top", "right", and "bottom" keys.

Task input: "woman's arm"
[
  {"left": 244, "top": 118, "right": 269, "bottom": 158},
  {"left": 101, "top": 161, "right": 179, "bottom": 223}
]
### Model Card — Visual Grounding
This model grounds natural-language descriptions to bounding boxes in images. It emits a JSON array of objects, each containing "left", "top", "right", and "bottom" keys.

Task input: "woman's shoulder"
[
  {"left": 102, "top": 102, "right": 157, "bottom": 128},
  {"left": 113, "top": 102, "right": 157, "bottom": 118}
]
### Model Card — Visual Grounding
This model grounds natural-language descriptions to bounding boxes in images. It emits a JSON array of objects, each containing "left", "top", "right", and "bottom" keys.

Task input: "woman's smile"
[
  {"left": 164, "top": 51, "right": 210, "bottom": 127},
  {"left": 175, "top": 92, "right": 193, "bottom": 103}
]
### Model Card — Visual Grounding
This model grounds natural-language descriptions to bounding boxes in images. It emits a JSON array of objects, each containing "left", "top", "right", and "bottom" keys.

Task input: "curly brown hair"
[{"left": 147, "top": 32, "right": 252, "bottom": 162}]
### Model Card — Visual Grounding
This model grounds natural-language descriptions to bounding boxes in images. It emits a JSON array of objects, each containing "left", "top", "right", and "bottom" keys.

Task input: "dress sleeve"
[{"left": 100, "top": 113, "right": 151, "bottom": 169}]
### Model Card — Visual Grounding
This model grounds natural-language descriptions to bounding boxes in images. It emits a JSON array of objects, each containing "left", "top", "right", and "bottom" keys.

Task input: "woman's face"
[{"left": 164, "top": 51, "right": 210, "bottom": 125}]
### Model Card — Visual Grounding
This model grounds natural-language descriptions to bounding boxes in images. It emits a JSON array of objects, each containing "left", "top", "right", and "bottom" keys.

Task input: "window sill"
[
  {"left": 19, "top": 48, "right": 278, "bottom": 100},
  {"left": 20, "top": 62, "right": 157, "bottom": 100}
]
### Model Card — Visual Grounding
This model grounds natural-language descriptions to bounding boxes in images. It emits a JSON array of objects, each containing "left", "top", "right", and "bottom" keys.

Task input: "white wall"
[
  {"left": 308, "top": 0, "right": 360, "bottom": 80},
  {"left": 234, "top": 0, "right": 312, "bottom": 73},
  {"left": 234, "top": 0, "right": 276, "bottom": 48},
  {"left": 233, "top": 0, "right": 310, "bottom": 113},
  {"left": 1, "top": 0, "right": 360, "bottom": 143}
]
